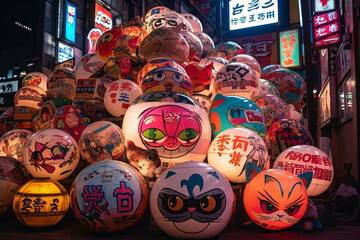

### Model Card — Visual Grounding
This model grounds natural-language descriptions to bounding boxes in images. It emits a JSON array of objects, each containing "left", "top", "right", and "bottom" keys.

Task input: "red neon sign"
[
  {"left": 95, "top": 3, "right": 113, "bottom": 33},
  {"left": 313, "top": 9, "right": 340, "bottom": 48}
]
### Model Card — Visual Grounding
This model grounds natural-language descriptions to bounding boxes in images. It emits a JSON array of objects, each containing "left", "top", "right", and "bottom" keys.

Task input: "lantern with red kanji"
[
  {"left": 70, "top": 160, "right": 149, "bottom": 232},
  {"left": 103, "top": 79, "right": 142, "bottom": 117},
  {"left": 207, "top": 127, "right": 268, "bottom": 183},
  {"left": 273, "top": 145, "right": 334, "bottom": 196}
]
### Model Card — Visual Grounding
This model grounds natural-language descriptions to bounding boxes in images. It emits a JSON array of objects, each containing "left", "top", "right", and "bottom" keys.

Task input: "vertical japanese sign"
[
  {"left": 65, "top": 1, "right": 76, "bottom": 43},
  {"left": 95, "top": 2, "right": 113, "bottom": 33},
  {"left": 279, "top": 29, "right": 301, "bottom": 68},
  {"left": 314, "top": 0, "right": 335, "bottom": 12},
  {"left": 313, "top": 9, "right": 341, "bottom": 48},
  {"left": 229, "top": 0, "right": 279, "bottom": 31}
]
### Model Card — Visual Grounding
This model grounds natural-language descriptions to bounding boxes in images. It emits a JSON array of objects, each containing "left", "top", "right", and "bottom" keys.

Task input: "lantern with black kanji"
[{"left": 12, "top": 178, "right": 69, "bottom": 227}]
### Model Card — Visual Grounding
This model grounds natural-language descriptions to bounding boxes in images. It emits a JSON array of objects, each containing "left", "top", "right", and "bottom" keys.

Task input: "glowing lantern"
[
  {"left": 182, "top": 13, "right": 203, "bottom": 32},
  {"left": 147, "top": 11, "right": 193, "bottom": 33},
  {"left": 14, "top": 85, "right": 46, "bottom": 110},
  {"left": 229, "top": 54, "right": 261, "bottom": 79},
  {"left": 193, "top": 32, "right": 215, "bottom": 57},
  {"left": 261, "top": 64, "right": 285, "bottom": 79},
  {"left": 255, "top": 79, "right": 280, "bottom": 97},
  {"left": 95, "top": 24, "right": 125, "bottom": 61},
  {"left": 47, "top": 69, "right": 77, "bottom": 100},
  {"left": 273, "top": 145, "right": 334, "bottom": 196},
  {"left": 144, "top": 6, "right": 171, "bottom": 32},
  {"left": 208, "top": 128, "right": 268, "bottom": 183},
  {"left": 103, "top": 79, "right": 142, "bottom": 117},
  {"left": 122, "top": 92, "right": 211, "bottom": 169},
  {"left": 23, "top": 129, "right": 80, "bottom": 181},
  {"left": 74, "top": 53, "right": 105, "bottom": 79},
  {"left": 0, "top": 157, "right": 29, "bottom": 214},
  {"left": 123, "top": 26, "right": 149, "bottom": 45},
  {"left": 13, "top": 178, "right": 69, "bottom": 227},
  {"left": 207, "top": 41, "right": 245, "bottom": 60},
  {"left": 0, "top": 129, "right": 33, "bottom": 164},
  {"left": 150, "top": 161, "right": 234, "bottom": 239},
  {"left": 70, "top": 160, "right": 149, "bottom": 232},
  {"left": 209, "top": 94, "right": 266, "bottom": 138},
  {"left": 22, "top": 72, "right": 48, "bottom": 91},
  {"left": 243, "top": 162, "right": 313, "bottom": 230},
  {"left": 180, "top": 31, "right": 203, "bottom": 61},
  {"left": 79, "top": 121, "right": 125, "bottom": 163},
  {"left": 182, "top": 62, "right": 213, "bottom": 93},
  {"left": 265, "top": 119, "right": 314, "bottom": 156}
]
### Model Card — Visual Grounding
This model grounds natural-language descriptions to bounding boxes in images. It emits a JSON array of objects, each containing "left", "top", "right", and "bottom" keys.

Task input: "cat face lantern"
[
  {"left": 150, "top": 161, "right": 234, "bottom": 239},
  {"left": 122, "top": 100, "right": 211, "bottom": 169},
  {"left": 244, "top": 162, "right": 313, "bottom": 230},
  {"left": 209, "top": 94, "right": 266, "bottom": 138}
]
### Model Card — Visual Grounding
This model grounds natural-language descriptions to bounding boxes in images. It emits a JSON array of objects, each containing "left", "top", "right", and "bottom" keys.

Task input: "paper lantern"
[
  {"left": 243, "top": 162, "right": 312, "bottom": 230},
  {"left": 229, "top": 54, "right": 261, "bottom": 79},
  {"left": 0, "top": 107, "right": 16, "bottom": 136},
  {"left": 192, "top": 94, "right": 212, "bottom": 113},
  {"left": 209, "top": 94, "right": 266, "bottom": 138},
  {"left": 214, "top": 62, "right": 259, "bottom": 99},
  {"left": 76, "top": 99, "right": 111, "bottom": 122},
  {"left": 251, "top": 94, "right": 288, "bottom": 128},
  {"left": 122, "top": 94, "right": 211, "bottom": 168},
  {"left": 255, "top": 79, "right": 280, "bottom": 97},
  {"left": 14, "top": 85, "right": 46, "bottom": 110},
  {"left": 139, "top": 59, "right": 192, "bottom": 96},
  {"left": 79, "top": 121, "right": 125, "bottom": 163},
  {"left": 123, "top": 25, "right": 149, "bottom": 45},
  {"left": 265, "top": 119, "right": 314, "bottom": 156},
  {"left": 274, "top": 145, "right": 334, "bottom": 196},
  {"left": 0, "top": 157, "right": 29, "bottom": 214},
  {"left": 144, "top": 6, "right": 171, "bottom": 32},
  {"left": 139, "top": 26, "right": 189, "bottom": 63},
  {"left": 207, "top": 41, "right": 244, "bottom": 60},
  {"left": 0, "top": 129, "right": 33, "bottom": 164},
  {"left": 70, "top": 160, "right": 149, "bottom": 232},
  {"left": 47, "top": 68, "right": 77, "bottom": 100},
  {"left": 262, "top": 69, "right": 306, "bottom": 109},
  {"left": 199, "top": 56, "right": 228, "bottom": 75},
  {"left": 23, "top": 129, "right": 80, "bottom": 181},
  {"left": 13, "top": 178, "right": 69, "bottom": 227},
  {"left": 261, "top": 64, "right": 285, "bottom": 79},
  {"left": 32, "top": 97, "right": 73, "bottom": 132},
  {"left": 22, "top": 72, "right": 48, "bottom": 91},
  {"left": 13, "top": 106, "right": 37, "bottom": 130},
  {"left": 193, "top": 32, "right": 215, "bottom": 58},
  {"left": 147, "top": 11, "right": 193, "bottom": 33},
  {"left": 95, "top": 24, "right": 125, "bottom": 61},
  {"left": 208, "top": 128, "right": 268, "bottom": 183},
  {"left": 74, "top": 53, "right": 105, "bottom": 79},
  {"left": 182, "top": 13, "right": 203, "bottom": 32},
  {"left": 181, "top": 31, "right": 203, "bottom": 61},
  {"left": 182, "top": 62, "right": 213, "bottom": 93},
  {"left": 150, "top": 161, "right": 234, "bottom": 239},
  {"left": 53, "top": 105, "right": 90, "bottom": 142},
  {"left": 103, "top": 79, "right": 142, "bottom": 117}
]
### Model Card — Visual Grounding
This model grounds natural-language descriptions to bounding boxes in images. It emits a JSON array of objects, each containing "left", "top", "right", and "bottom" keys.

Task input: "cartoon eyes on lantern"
[
  {"left": 100, "top": 33, "right": 113, "bottom": 43},
  {"left": 200, "top": 196, "right": 217, "bottom": 212},
  {"left": 150, "top": 29, "right": 165, "bottom": 37},
  {"left": 142, "top": 128, "right": 166, "bottom": 141},
  {"left": 259, "top": 199, "right": 302, "bottom": 216},
  {"left": 178, "top": 129, "right": 198, "bottom": 142},
  {"left": 172, "top": 73, "right": 184, "bottom": 82},
  {"left": 289, "top": 86, "right": 303, "bottom": 95},
  {"left": 153, "top": 18, "right": 178, "bottom": 28},
  {"left": 154, "top": 72, "right": 166, "bottom": 81},
  {"left": 168, "top": 196, "right": 184, "bottom": 211},
  {"left": 285, "top": 205, "right": 301, "bottom": 216}
]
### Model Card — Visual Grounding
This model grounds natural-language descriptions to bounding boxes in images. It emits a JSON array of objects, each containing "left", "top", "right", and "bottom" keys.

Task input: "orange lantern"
[{"left": 13, "top": 178, "right": 69, "bottom": 227}]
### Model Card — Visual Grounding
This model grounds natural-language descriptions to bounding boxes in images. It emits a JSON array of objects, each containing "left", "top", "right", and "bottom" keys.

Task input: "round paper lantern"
[
  {"left": 150, "top": 161, "right": 234, "bottom": 239},
  {"left": 13, "top": 106, "right": 37, "bottom": 130},
  {"left": 251, "top": 94, "right": 288, "bottom": 128},
  {"left": 0, "top": 157, "right": 29, "bottom": 214},
  {"left": 104, "top": 79, "right": 142, "bottom": 117},
  {"left": 13, "top": 178, "right": 69, "bottom": 227},
  {"left": 53, "top": 105, "right": 90, "bottom": 142},
  {"left": 122, "top": 95, "right": 211, "bottom": 168},
  {"left": 207, "top": 41, "right": 245, "bottom": 60},
  {"left": 74, "top": 53, "right": 105, "bottom": 79},
  {"left": 95, "top": 24, "right": 125, "bottom": 61},
  {"left": 208, "top": 128, "right": 268, "bottom": 183},
  {"left": 32, "top": 97, "right": 73, "bottom": 132},
  {"left": 192, "top": 94, "right": 212, "bottom": 113},
  {"left": 214, "top": 63, "right": 259, "bottom": 99},
  {"left": 47, "top": 68, "right": 77, "bottom": 100},
  {"left": 193, "top": 32, "right": 215, "bottom": 58},
  {"left": 14, "top": 85, "right": 46, "bottom": 110},
  {"left": 147, "top": 11, "right": 193, "bottom": 33},
  {"left": 139, "top": 26, "right": 189, "bottom": 63},
  {"left": 23, "top": 129, "right": 80, "bottom": 181},
  {"left": 182, "top": 13, "right": 203, "bottom": 32},
  {"left": 261, "top": 64, "right": 285, "bottom": 79},
  {"left": 262, "top": 69, "right": 306, "bottom": 108},
  {"left": 199, "top": 56, "right": 228, "bottom": 74},
  {"left": 243, "top": 162, "right": 312, "bottom": 230},
  {"left": 79, "top": 121, "right": 125, "bottom": 163},
  {"left": 144, "top": 6, "right": 171, "bottom": 32},
  {"left": 123, "top": 25, "right": 149, "bottom": 45},
  {"left": 22, "top": 72, "right": 48, "bottom": 91},
  {"left": 0, "top": 107, "right": 16, "bottom": 137},
  {"left": 181, "top": 31, "right": 203, "bottom": 61},
  {"left": 139, "top": 59, "right": 192, "bottom": 96},
  {"left": 255, "top": 78, "right": 280, "bottom": 97},
  {"left": 274, "top": 145, "right": 334, "bottom": 196},
  {"left": 209, "top": 94, "right": 266, "bottom": 138},
  {"left": 265, "top": 119, "right": 314, "bottom": 156},
  {"left": 77, "top": 99, "right": 111, "bottom": 121},
  {"left": 0, "top": 129, "right": 33, "bottom": 164},
  {"left": 70, "top": 160, "right": 149, "bottom": 232},
  {"left": 229, "top": 54, "right": 261, "bottom": 79},
  {"left": 132, "top": 91, "right": 198, "bottom": 105}
]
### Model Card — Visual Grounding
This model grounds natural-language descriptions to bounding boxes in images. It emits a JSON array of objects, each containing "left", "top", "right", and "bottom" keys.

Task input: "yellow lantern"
[{"left": 13, "top": 178, "right": 69, "bottom": 227}]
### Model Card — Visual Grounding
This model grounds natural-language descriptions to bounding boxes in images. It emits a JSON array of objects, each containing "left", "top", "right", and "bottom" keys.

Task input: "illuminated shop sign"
[
  {"left": 58, "top": 42, "right": 74, "bottom": 63},
  {"left": 87, "top": 28, "right": 103, "bottom": 54},
  {"left": 95, "top": 2, "right": 113, "bottom": 33},
  {"left": 229, "top": 0, "right": 279, "bottom": 31},
  {"left": 314, "top": 0, "right": 335, "bottom": 13},
  {"left": 313, "top": 9, "right": 341, "bottom": 48},
  {"left": 279, "top": 29, "right": 301, "bottom": 68},
  {"left": 0, "top": 80, "right": 18, "bottom": 94},
  {"left": 65, "top": 1, "right": 76, "bottom": 42}
]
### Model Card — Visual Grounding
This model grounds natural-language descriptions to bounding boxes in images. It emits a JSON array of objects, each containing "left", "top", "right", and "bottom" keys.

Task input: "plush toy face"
[
  {"left": 244, "top": 162, "right": 312, "bottom": 230},
  {"left": 150, "top": 161, "right": 234, "bottom": 239},
  {"left": 183, "top": 62, "right": 213, "bottom": 93}
]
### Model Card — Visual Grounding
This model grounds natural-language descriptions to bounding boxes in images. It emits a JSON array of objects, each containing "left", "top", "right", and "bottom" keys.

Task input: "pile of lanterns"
[{"left": 0, "top": 5, "right": 334, "bottom": 239}]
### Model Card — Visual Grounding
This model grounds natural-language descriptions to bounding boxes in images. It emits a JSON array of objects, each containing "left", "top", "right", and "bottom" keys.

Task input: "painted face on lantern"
[
  {"left": 142, "top": 68, "right": 192, "bottom": 96},
  {"left": 138, "top": 105, "right": 201, "bottom": 158}
]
